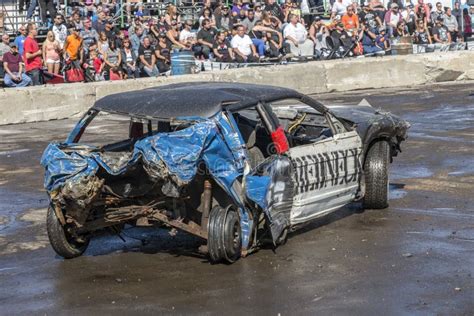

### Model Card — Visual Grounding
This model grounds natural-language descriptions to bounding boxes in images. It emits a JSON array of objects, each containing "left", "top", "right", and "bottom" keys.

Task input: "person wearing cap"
[
  {"left": 432, "top": 15, "right": 452, "bottom": 48},
  {"left": 358, "top": 23, "right": 385, "bottom": 55},
  {"left": 3, "top": 43, "right": 32, "bottom": 87},
  {"left": 401, "top": 3, "right": 417, "bottom": 34},
  {"left": 308, "top": 16, "right": 329, "bottom": 56},
  {"left": 384, "top": 3, "right": 402, "bottom": 36},
  {"left": 216, "top": 5, "right": 234, "bottom": 30},
  {"left": 283, "top": 14, "right": 314, "bottom": 57},
  {"left": 375, "top": 26, "right": 391, "bottom": 51},
  {"left": 81, "top": 18, "right": 99, "bottom": 54},
  {"left": 179, "top": 20, "right": 197, "bottom": 50}
]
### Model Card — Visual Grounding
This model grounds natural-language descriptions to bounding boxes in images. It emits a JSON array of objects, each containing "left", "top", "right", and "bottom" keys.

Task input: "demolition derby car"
[{"left": 41, "top": 82, "right": 409, "bottom": 263}]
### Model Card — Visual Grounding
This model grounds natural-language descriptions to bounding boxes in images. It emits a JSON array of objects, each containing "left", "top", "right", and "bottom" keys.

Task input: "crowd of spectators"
[{"left": 1, "top": 0, "right": 473, "bottom": 87}]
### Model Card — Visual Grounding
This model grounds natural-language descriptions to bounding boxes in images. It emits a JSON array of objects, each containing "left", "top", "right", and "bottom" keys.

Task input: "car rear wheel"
[
  {"left": 46, "top": 206, "right": 90, "bottom": 259},
  {"left": 208, "top": 205, "right": 241, "bottom": 264},
  {"left": 363, "top": 140, "right": 390, "bottom": 209}
]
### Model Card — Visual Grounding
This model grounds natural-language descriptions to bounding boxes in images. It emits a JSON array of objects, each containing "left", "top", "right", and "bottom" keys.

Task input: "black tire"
[
  {"left": 46, "top": 206, "right": 90, "bottom": 259},
  {"left": 363, "top": 140, "right": 390, "bottom": 209},
  {"left": 208, "top": 205, "right": 241, "bottom": 264}
]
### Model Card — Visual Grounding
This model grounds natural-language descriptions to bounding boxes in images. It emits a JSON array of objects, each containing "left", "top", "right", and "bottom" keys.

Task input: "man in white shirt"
[
  {"left": 283, "top": 14, "right": 315, "bottom": 57},
  {"left": 231, "top": 25, "right": 259, "bottom": 63},
  {"left": 331, "top": 0, "right": 352, "bottom": 19}
]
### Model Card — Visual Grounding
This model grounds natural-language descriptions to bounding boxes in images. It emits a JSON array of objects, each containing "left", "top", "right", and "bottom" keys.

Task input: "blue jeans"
[
  {"left": 252, "top": 38, "right": 265, "bottom": 56},
  {"left": 4, "top": 72, "right": 32, "bottom": 87},
  {"left": 27, "top": 0, "right": 37, "bottom": 19}
]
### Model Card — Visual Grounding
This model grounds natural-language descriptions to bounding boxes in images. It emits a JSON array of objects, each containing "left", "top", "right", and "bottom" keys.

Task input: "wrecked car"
[{"left": 41, "top": 82, "right": 409, "bottom": 263}]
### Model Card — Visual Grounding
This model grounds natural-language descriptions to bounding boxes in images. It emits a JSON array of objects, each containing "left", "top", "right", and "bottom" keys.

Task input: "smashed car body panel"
[{"left": 41, "top": 82, "right": 409, "bottom": 263}]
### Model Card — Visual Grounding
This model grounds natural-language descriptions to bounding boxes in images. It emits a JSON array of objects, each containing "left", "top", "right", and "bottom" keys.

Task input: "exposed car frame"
[{"left": 41, "top": 82, "right": 409, "bottom": 263}]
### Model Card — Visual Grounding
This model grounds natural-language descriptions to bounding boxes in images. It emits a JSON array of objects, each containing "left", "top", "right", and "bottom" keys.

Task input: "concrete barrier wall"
[{"left": 1, "top": 50, "right": 473, "bottom": 125}]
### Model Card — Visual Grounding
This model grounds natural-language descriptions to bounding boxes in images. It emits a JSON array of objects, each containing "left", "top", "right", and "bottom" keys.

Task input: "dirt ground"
[{"left": 0, "top": 82, "right": 472, "bottom": 315}]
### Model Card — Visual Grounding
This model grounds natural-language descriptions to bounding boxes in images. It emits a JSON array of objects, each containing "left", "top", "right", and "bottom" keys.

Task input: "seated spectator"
[
  {"left": 14, "top": 25, "right": 27, "bottom": 56},
  {"left": 195, "top": 19, "right": 217, "bottom": 59},
  {"left": 432, "top": 16, "right": 451, "bottom": 46},
  {"left": 241, "top": 9, "right": 258, "bottom": 33},
  {"left": 130, "top": 26, "right": 146, "bottom": 58},
  {"left": 431, "top": 2, "right": 445, "bottom": 23},
  {"left": 52, "top": 14, "right": 68, "bottom": 49},
  {"left": 166, "top": 21, "right": 187, "bottom": 50},
  {"left": 98, "top": 32, "right": 109, "bottom": 57},
  {"left": 155, "top": 33, "right": 171, "bottom": 73},
  {"left": 331, "top": 0, "right": 351, "bottom": 19},
  {"left": 358, "top": 24, "right": 384, "bottom": 55},
  {"left": 90, "top": 49, "right": 105, "bottom": 81},
  {"left": 413, "top": 19, "right": 432, "bottom": 44},
  {"left": 103, "top": 40, "right": 123, "bottom": 80},
  {"left": 231, "top": 25, "right": 259, "bottom": 62},
  {"left": 341, "top": 5, "right": 359, "bottom": 34},
  {"left": 375, "top": 27, "right": 391, "bottom": 51},
  {"left": 0, "top": 34, "right": 11, "bottom": 78},
  {"left": 81, "top": 18, "right": 99, "bottom": 54},
  {"left": 165, "top": 5, "right": 181, "bottom": 26},
  {"left": 393, "top": 21, "right": 409, "bottom": 37},
  {"left": 199, "top": 8, "right": 217, "bottom": 29},
  {"left": 42, "top": 31, "right": 61, "bottom": 75},
  {"left": 216, "top": 6, "right": 233, "bottom": 30},
  {"left": 3, "top": 43, "right": 32, "bottom": 88},
  {"left": 385, "top": 3, "right": 402, "bottom": 37},
  {"left": 138, "top": 36, "right": 159, "bottom": 77},
  {"left": 308, "top": 17, "right": 330, "bottom": 56},
  {"left": 330, "top": 22, "right": 353, "bottom": 55},
  {"left": 359, "top": 4, "right": 382, "bottom": 31},
  {"left": 402, "top": 4, "right": 417, "bottom": 34},
  {"left": 213, "top": 30, "right": 235, "bottom": 62},
  {"left": 263, "top": 0, "right": 284, "bottom": 22},
  {"left": 283, "top": 14, "right": 314, "bottom": 57},
  {"left": 443, "top": 8, "right": 459, "bottom": 41},
  {"left": 264, "top": 30, "right": 283, "bottom": 58},
  {"left": 121, "top": 38, "right": 139, "bottom": 79},
  {"left": 179, "top": 20, "right": 197, "bottom": 50}
]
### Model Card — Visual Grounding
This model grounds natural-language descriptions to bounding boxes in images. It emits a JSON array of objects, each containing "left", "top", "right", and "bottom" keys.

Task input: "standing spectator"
[
  {"left": 52, "top": 14, "right": 68, "bottom": 49},
  {"left": 241, "top": 10, "right": 258, "bottom": 32},
  {"left": 3, "top": 43, "right": 32, "bottom": 87},
  {"left": 104, "top": 20, "right": 117, "bottom": 43},
  {"left": 64, "top": 26, "right": 83, "bottom": 65},
  {"left": 196, "top": 19, "right": 217, "bottom": 59},
  {"left": 231, "top": 25, "right": 259, "bottom": 62},
  {"left": 97, "top": 32, "right": 109, "bottom": 57},
  {"left": 42, "top": 31, "right": 61, "bottom": 74},
  {"left": 71, "top": 11, "right": 83, "bottom": 31},
  {"left": 359, "top": 4, "right": 382, "bottom": 31},
  {"left": 23, "top": 23, "right": 43, "bottom": 86},
  {"left": 81, "top": 18, "right": 99, "bottom": 54},
  {"left": 213, "top": 30, "right": 235, "bottom": 62},
  {"left": 385, "top": 3, "right": 402, "bottom": 37},
  {"left": 452, "top": 2, "right": 462, "bottom": 33},
  {"left": 38, "top": 0, "right": 57, "bottom": 25},
  {"left": 309, "top": 17, "right": 330, "bottom": 56},
  {"left": 402, "top": 4, "right": 417, "bottom": 34},
  {"left": 138, "top": 37, "right": 159, "bottom": 77},
  {"left": 14, "top": 26, "right": 27, "bottom": 56},
  {"left": 462, "top": 8, "right": 472, "bottom": 42},
  {"left": 431, "top": 2, "right": 445, "bottom": 23},
  {"left": 263, "top": 0, "right": 284, "bottom": 22},
  {"left": 444, "top": 8, "right": 459, "bottom": 41},
  {"left": 283, "top": 14, "right": 314, "bottom": 57},
  {"left": 121, "top": 38, "right": 139, "bottom": 79},
  {"left": 432, "top": 16, "right": 452, "bottom": 47},
  {"left": 155, "top": 33, "right": 171, "bottom": 73},
  {"left": 341, "top": 5, "right": 359, "bottom": 34}
]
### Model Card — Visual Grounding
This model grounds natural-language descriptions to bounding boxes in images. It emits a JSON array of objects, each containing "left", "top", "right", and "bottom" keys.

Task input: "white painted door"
[{"left": 288, "top": 131, "right": 363, "bottom": 225}]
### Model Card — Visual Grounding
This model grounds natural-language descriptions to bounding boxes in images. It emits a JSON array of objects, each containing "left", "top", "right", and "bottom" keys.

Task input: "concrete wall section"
[{"left": 1, "top": 50, "right": 473, "bottom": 125}]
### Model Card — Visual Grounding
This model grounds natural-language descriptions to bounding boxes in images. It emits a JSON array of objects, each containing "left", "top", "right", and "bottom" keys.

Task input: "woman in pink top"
[{"left": 42, "top": 31, "right": 61, "bottom": 74}]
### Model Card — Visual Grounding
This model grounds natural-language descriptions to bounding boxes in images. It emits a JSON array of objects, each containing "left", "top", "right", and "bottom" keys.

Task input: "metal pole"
[{"left": 120, "top": 0, "right": 124, "bottom": 27}]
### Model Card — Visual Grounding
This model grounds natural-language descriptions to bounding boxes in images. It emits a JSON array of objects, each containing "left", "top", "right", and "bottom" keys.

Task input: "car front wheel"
[
  {"left": 46, "top": 206, "right": 90, "bottom": 259},
  {"left": 208, "top": 205, "right": 242, "bottom": 264},
  {"left": 363, "top": 140, "right": 390, "bottom": 209}
]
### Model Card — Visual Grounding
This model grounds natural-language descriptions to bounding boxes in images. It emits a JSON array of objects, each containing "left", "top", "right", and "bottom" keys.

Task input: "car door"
[{"left": 288, "top": 114, "right": 363, "bottom": 225}]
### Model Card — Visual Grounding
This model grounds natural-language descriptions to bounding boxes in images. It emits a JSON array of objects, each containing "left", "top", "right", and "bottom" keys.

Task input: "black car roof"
[{"left": 92, "top": 82, "right": 327, "bottom": 119}]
